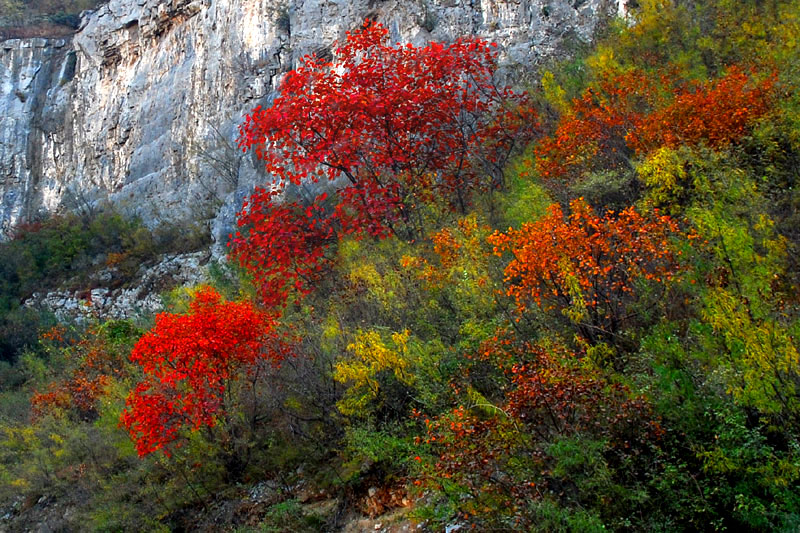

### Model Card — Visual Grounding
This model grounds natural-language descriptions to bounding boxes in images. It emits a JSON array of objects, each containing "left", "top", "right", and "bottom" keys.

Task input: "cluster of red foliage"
[
  {"left": 239, "top": 20, "right": 533, "bottom": 201},
  {"left": 504, "top": 350, "right": 662, "bottom": 448},
  {"left": 489, "top": 198, "right": 681, "bottom": 342},
  {"left": 233, "top": 189, "right": 335, "bottom": 308},
  {"left": 233, "top": 20, "right": 536, "bottom": 304},
  {"left": 422, "top": 340, "right": 662, "bottom": 524},
  {"left": 535, "top": 70, "right": 658, "bottom": 182},
  {"left": 31, "top": 373, "right": 111, "bottom": 421},
  {"left": 120, "top": 287, "right": 284, "bottom": 456},
  {"left": 535, "top": 66, "right": 775, "bottom": 182}
]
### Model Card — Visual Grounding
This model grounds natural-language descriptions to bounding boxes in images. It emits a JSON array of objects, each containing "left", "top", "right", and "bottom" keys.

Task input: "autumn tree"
[
  {"left": 232, "top": 20, "right": 536, "bottom": 306},
  {"left": 627, "top": 66, "right": 776, "bottom": 154},
  {"left": 421, "top": 339, "right": 662, "bottom": 528},
  {"left": 30, "top": 321, "right": 140, "bottom": 422},
  {"left": 239, "top": 20, "right": 534, "bottom": 224},
  {"left": 534, "top": 69, "right": 657, "bottom": 183},
  {"left": 120, "top": 287, "right": 285, "bottom": 457},
  {"left": 534, "top": 65, "right": 775, "bottom": 185},
  {"left": 489, "top": 199, "right": 682, "bottom": 350}
]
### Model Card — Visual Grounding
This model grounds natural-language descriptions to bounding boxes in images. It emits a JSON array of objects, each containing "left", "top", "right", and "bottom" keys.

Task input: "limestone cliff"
[{"left": 0, "top": 0, "right": 621, "bottom": 248}]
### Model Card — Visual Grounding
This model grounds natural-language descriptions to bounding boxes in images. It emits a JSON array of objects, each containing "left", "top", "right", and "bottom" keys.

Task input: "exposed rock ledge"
[{"left": 23, "top": 250, "right": 209, "bottom": 322}]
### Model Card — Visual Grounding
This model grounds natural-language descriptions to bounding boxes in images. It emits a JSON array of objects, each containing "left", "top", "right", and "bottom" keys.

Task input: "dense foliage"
[
  {"left": 2, "top": 1, "right": 800, "bottom": 530},
  {"left": 120, "top": 287, "right": 287, "bottom": 457}
]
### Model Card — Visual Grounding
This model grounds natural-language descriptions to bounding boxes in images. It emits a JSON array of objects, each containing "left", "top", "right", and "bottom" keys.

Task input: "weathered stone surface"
[
  {"left": 23, "top": 250, "right": 209, "bottom": 321},
  {"left": 1, "top": 0, "right": 621, "bottom": 248}
]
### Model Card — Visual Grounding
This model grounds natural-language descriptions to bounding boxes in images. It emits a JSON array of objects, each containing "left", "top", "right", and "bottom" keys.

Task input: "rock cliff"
[{"left": 0, "top": 0, "right": 621, "bottom": 248}]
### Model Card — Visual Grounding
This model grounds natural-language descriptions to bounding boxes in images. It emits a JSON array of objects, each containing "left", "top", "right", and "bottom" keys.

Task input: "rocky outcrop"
[
  {"left": 1, "top": 0, "right": 621, "bottom": 249},
  {"left": 23, "top": 250, "right": 209, "bottom": 322}
]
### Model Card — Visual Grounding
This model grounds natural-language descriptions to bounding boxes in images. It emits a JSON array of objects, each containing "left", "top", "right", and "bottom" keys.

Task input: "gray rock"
[{"left": 23, "top": 251, "right": 208, "bottom": 321}]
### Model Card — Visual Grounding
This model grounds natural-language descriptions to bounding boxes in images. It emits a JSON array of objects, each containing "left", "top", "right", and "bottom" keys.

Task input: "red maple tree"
[
  {"left": 534, "top": 69, "right": 657, "bottom": 183},
  {"left": 239, "top": 20, "right": 534, "bottom": 219},
  {"left": 232, "top": 20, "right": 536, "bottom": 306},
  {"left": 120, "top": 287, "right": 284, "bottom": 456}
]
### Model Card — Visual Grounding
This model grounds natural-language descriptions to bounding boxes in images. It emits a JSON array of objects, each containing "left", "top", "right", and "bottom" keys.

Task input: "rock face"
[{"left": 0, "top": 0, "right": 621, "bottom": 245}]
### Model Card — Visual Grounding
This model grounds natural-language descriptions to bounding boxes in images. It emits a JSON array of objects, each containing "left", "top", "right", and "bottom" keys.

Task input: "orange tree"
[
  {"left": 31, "top": 323, "right": 135, "bottom": 422},
  {"left": 534, "top": 69, "right": 658, "bottom": 184},
  {"left": 534, "top": 65, "right": 776, "bottom": 184},
  {"left": 489, "top": 198, "right": 682, "bottom": 350}
]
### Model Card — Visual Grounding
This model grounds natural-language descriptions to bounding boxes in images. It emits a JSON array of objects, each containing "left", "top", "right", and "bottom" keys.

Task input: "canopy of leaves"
[{"left": 120, "top": 287, "right": 282, "bottom": 457}]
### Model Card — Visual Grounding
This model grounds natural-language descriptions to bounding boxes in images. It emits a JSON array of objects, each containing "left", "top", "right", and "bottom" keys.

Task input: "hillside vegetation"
[
  {"left": 0, "top": 0, "right": 100, "bottom": 39},
  {"left": 2, "top": 0, "right": 800, "bottom": 530}
]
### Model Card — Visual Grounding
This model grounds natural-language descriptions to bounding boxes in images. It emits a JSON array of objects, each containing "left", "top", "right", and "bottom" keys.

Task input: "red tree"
[
  {"left": 232, "top": 20, "right": 536, "bottom": 306},
  {"left": 120, "top": 287, "right": 284, "bottom": 456},
  {"left": 239, "top": 20, "right": 534, "bottom": 221}
]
